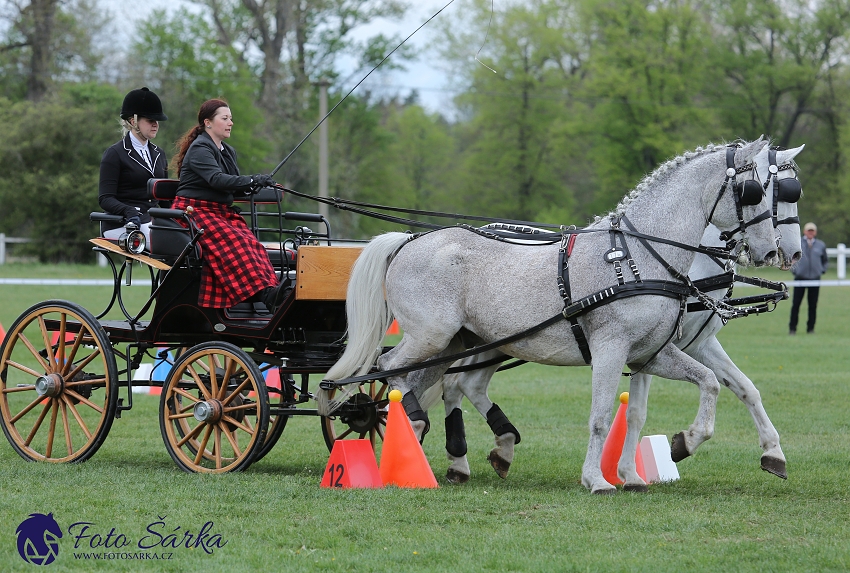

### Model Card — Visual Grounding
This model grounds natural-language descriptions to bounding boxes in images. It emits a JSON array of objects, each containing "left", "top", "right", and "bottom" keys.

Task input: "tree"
[
  {"left": 0, "top": 83, "right": 123, "bottom": 261},
  {"left": 438, "top": 0, "right": 586, "bottom": 223}
]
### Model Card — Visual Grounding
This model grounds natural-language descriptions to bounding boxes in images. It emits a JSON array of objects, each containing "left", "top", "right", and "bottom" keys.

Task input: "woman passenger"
[
  {"left": 171, "top": 98, "right": 287, "bottom": 312},
  {"left": 98, "top": 87, "right": 168, "bottom": 242}
]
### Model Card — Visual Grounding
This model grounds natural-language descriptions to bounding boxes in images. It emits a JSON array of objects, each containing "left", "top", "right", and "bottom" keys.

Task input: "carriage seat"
[{"left": 147, "top": 178, "right": 180, "bottom": 205}]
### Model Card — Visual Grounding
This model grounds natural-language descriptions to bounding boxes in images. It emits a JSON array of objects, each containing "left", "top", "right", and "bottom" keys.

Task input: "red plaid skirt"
[{"left": 172, "top": 197, "right": 277, "bottom": 308}]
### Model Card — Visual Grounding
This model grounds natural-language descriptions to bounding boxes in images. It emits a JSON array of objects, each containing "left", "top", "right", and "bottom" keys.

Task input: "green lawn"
[{"left": 0, "top": 264, "right": 849, "bottom": 572}]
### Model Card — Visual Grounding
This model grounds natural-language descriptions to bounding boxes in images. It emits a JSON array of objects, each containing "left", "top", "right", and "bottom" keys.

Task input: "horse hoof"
[
  {"left": 487, "top": 451, "right": 511, "bottom": 479},
  {"left": 671, "top": 432, "right": 690, "bottom": 463},
  {"left": 760, "top": 455, "right": 787, "bottom": 480},
  {"left": 446, "top": 469, "right": 470, "bottom": 484},
  {"left": 592, "top": 486, "right": 617, "bottom": 495},
  {"left": 623, "top": 483, "right": 649, "bottom": 493}
]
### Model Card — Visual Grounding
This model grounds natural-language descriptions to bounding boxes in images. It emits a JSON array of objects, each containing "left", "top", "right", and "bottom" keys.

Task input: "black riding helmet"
[{"left": 120, "top": 87, "right": 168, "bottom": 121}]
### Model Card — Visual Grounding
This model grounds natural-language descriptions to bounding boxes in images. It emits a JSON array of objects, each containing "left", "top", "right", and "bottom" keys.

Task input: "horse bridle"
[
  {"left": 707, "top": 145, "right": 772, "bottom": 245},
  {"left": 764, "top": 147, "right": 802, "bottom": 228}
]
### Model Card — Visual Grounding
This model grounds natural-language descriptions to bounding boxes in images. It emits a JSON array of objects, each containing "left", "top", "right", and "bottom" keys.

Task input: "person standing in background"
[{"left": 789, "top": 222, "right": 828, "bottom": 334}]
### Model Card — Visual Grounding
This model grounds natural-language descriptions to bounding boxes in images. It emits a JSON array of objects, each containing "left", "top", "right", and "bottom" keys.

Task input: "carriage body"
[{"left": 0, "top": 180, "right": 386, "bottom": 473}]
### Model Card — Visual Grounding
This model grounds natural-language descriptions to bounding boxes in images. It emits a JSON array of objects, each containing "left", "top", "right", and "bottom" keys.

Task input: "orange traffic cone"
[
  {"left": 321, "top": 439, "right": 383, "bottom": 488},
  {"left": 379, "top": 390, "right": 439, "bottom": 488},
  {"left": 386, "top": 319, "right": 400, "bottom": 335},
  {"left": 600, "top": 392, "right": 646, "bottom": 485}
]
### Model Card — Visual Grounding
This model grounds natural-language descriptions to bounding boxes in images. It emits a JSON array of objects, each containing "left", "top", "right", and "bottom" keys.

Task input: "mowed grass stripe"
[{"left": 0, "top": 266, "right": 848, "bottom": 571}]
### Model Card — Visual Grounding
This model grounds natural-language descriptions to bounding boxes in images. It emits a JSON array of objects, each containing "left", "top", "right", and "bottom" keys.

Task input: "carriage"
[{"left": 0, "top": 179, "right": 388, "bottom": 473}]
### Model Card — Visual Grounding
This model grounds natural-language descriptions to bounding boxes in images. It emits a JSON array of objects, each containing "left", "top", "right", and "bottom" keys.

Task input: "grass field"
[{"left": 1, "top": 263, "right": 849, "bottom": 572}]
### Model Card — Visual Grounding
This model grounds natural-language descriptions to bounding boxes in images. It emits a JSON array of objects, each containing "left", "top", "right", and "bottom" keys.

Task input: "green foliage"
[
  {"left": 128, "top": 8, "right": 270, "bottom": 174},
  {"left": 0, "top": 83, "right": 123, "bottom": 262}
]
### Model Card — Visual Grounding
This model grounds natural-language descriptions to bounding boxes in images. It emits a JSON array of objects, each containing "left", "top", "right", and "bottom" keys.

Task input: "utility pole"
[{"left": 317, "top": 79, "right": 330, "bottom": 219}]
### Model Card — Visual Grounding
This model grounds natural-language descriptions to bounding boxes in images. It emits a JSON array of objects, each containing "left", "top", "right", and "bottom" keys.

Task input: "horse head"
[
  {"left": 754, "top": 143, "right": 805, "bottom": 270},
  {"left": 705, "top": 138, "right": 778, "bottom": 268}
]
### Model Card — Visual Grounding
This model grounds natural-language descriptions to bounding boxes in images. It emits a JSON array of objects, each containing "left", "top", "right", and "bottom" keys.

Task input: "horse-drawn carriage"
[
  {"left": 0, "top": 179, "right": 387, "bottom": 473},
  {"left": 0, "top": 139, "right": 804, "bottom": 492}
]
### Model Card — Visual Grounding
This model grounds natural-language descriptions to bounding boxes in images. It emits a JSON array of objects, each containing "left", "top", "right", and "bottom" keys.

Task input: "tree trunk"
[{"left": 26, "top": 0, "right": 59, "bottom": 101}]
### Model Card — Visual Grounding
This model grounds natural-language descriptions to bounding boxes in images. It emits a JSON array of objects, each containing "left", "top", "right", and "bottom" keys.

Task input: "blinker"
[
  {"left": 776, "top": 178, "right": 802, "bottom": 203},
  {"left": 735, "top": 179, "right": 764, "bottom": 206}
]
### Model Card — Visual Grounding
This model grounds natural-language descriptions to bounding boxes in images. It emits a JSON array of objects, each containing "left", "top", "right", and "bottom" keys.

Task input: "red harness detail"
[{"left": 567, "top": 233, "right": 578, "bottom": 256}]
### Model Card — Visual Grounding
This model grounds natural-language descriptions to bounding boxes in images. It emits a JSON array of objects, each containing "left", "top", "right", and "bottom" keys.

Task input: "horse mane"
[{"left": 593, "top": 142, "right": 729, "bottom": 224}]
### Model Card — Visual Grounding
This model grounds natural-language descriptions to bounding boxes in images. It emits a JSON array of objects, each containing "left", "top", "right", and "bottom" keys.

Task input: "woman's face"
[
  {"left": 205, "top": 107, "right": 233, "bottom": 142},
  {"left": 133, "top": 117, "right": 159, "bottom": 140}
]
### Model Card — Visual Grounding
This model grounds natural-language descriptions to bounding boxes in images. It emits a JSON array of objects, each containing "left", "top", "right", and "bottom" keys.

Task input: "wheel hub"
[
  {"left": 193, "top": 400, "right": 224, "bottom": 423},
  {"left": 35, "top": 373, "right": 64, "bottom": 397},
  {"left": 340, "top": 392, "right": 378, "bottom": 433}
]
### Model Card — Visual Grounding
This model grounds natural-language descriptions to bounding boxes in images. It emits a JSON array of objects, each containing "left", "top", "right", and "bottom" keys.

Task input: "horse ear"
[
  {"left": 740, "top": 138, "right": 769, "bottom": 162},
  {"left": 779, "top": 143, "right": 805, "bottom": 163}
]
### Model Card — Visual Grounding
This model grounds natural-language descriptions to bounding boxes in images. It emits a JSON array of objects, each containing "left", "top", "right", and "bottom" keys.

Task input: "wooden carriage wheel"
[
  {"left": 0, "top": 301, "right": 118, "bottom": 463},
  {"left": 159, "top": 342, "right": 268, "bottom": 473},
  {"left": 320, "top": 379, "right": 389, "bottom": 452}
]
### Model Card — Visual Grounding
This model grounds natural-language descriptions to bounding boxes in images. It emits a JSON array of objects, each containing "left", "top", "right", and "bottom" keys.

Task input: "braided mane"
[{"left": 594, "top": 143, "right": 726, "bottom": 223}]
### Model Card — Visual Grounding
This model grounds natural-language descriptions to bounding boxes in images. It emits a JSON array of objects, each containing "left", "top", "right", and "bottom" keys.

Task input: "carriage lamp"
[{"left": 118, "top": 225, "right": 146, "bottom": 255}]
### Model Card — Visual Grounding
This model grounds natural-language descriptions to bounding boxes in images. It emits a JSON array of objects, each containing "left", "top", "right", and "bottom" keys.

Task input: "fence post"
[
  {"left": 0, "top": 233, "right": 5, "bottom": 265},
  {"left": 837, "top": 243, "right": 846, "bottom": 280}
]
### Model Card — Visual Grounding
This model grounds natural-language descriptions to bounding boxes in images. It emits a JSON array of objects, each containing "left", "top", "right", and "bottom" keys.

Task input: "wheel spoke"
[
  {"left": 11, "top": 395, "right": 48, "bottom": 424},
  {"left": 17, "top": 332, "right": 50, "bottom": 373},
  {"left": 3, "top": 383, "right": 37, "bottom": 393},
  {"left": 63, "top": 389, "right": 103, "bottom": 414},
  {"left": 194, "top": 425, "right": 213, "bottom": 465},
  {"left": 60, "top": 325, "right": 88, "bottom": 376},
  {"left": 214, "top": 427, "right": 222, "bottom": 470},
  {"left": 207, "top": 354, "right": 219, "bottom": 398},
  {"left": 62, "top": 395, "right": 92, "bottom": 440},
  {"left": 223, "top": 402, "right": 257, "bottom": 413},
  {"left": 220, "top": 379, "right": 250, "bottom": 407},
  {"left": 3, "top": 360, "right": 42, "bottom": 379},
  {"left": 60, "top": 400, "right": 73, "bottom": 456},
  {"left": 64, "top": 348, "right": 102, "bottom": 384},
  {"left": 176, "top": 423, "right": 204, "bottom": 448},
  {"left": 37, "top": 316, "right": 56, "bottom": 370},
  {"left": 45, "top": 401, "right": 59, "bottom": 458},
  {"left": 337, "top": 427, "right": 354, "bottom": 440},
  {"left": 168, "top": 411, "right": 197, "bottom": 420},
  {"left": 56, "top": 314, "right": 67, "bottom": 368},
  {"left": 65, "top": 377, "right": 106, "bottom": 387},
  {"left": 217, "top": 358, "right": 237, "bottom": 400},
  {"left": 374, "top": 384, "right": 387, "bottom": 401},
  {"left": 23, "top": 400, "right": 53, "bottom": 446},
  {"left": 186, "top": 365, "right": 212, "bottom": 401},
  {"left": 221, "top": 415, "right": 252, "bottom": 434},
  {"left": 173, "top": 386, "right": 202, "bottom": 404},
  {"left": 222, "top": 426, "right": 242, "bottom": 457}
]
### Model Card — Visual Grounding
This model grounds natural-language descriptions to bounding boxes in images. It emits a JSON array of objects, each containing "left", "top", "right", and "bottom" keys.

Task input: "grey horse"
[
  {"left": 324, "top": 139, "right": 779, "bottom": 493},
  {"left": 432, "top": 143, "right": 805, "bottom": 487}
]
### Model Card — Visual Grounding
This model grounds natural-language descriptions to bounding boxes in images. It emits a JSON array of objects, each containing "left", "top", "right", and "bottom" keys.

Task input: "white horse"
[
  {"left": 324, "top": 139, "right": 779, "bottom": 493},
  {"left": 433, "top": 143, "right": 805, "bottom": 486}
]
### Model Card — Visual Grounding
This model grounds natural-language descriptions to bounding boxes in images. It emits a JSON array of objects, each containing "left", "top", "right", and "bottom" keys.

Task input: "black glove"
[
  {"left": 126, "top": 216, "right": 141, "bottom": 228},
  {"left": 250, "top": 174, "right": 277, "bottom": 192}
]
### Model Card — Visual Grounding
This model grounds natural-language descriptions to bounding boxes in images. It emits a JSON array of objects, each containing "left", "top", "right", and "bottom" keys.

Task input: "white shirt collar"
[{"left": 128, "top": 131, "right": 149, "bottom": 152}]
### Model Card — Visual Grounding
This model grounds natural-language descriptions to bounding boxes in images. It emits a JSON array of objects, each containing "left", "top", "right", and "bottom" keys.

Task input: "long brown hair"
[{"left": 172, "top": 98, "right": 229, "bottom": 175}]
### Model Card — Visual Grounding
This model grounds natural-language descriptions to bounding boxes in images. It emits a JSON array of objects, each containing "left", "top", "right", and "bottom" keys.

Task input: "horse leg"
[
  {"left": 639, "top": 344, "right": 721, "bottom": 464},
  {"left": 380, "top": 334, "right": 465, "bottom": 441},
  {"left": 442, "top": 369, "right": 471, "bottom": 484},
  {"left": 619, "top": 372, "right": 653, "bottom": 492},
  {"left": 581, "top": 350, "right": 628, "bottom": 494},
  {"left": 694, "top": 337, "right": 787, "bottom": 478}
]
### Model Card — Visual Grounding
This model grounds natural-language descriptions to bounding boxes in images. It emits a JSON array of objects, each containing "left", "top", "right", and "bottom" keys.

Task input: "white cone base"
[{"left": 639, "top": 435, "right": 680, "bottom": 483}]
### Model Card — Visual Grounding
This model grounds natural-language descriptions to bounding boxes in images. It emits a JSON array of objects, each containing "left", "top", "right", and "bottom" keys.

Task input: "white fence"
[
  {"left": 827, "top": 243, "right": 847, "bottom": 279},
  {"left": 0, "top": 234, "right": 848, "bottom": 277},
  {"left": 0, "top": 233, "right": 32, "bottom": 264}
]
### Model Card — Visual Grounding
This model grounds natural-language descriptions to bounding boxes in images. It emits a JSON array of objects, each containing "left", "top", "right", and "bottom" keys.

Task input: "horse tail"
[
  {"left": 325, "top": 232, "right": 413, "bottom": 382},
  {"left": 418, "top": 380, "right": 445, "bottom": 412}
]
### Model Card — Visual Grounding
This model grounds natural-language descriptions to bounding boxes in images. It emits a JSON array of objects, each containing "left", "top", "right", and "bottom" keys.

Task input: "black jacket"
[
  {"left": 99, "top": 134, "right": 167, "bottom": 227},
  {"left": 176, "top": 132, "right": 254, "bottom": 205}
]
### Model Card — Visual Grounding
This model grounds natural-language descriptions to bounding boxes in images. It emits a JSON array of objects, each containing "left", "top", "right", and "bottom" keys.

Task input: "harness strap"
[
  {"left": 563, "top": 280, "right": 692, "bottom": 318},
  {"left": 619, "top": 215, "right": 690, "bottom": 283},
  {"left": 558, "top": 233, "right": 593, "bottom": 364},
  {"left": 320, "top": 311, "right": 566, "bottom": 388}
]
